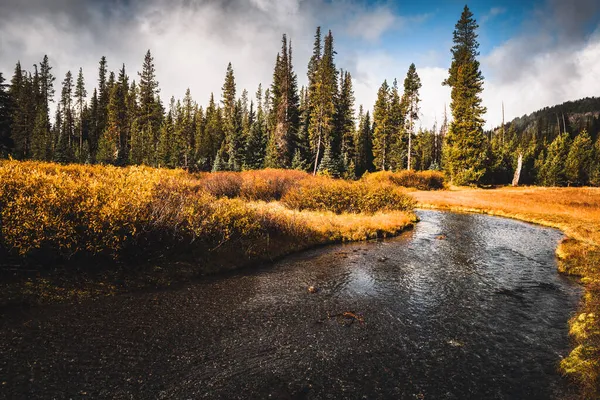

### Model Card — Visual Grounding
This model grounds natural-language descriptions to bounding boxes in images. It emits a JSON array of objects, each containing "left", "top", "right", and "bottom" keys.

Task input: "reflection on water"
[{"left": 0, "top": 211, "right": 582, "bottom": 399}]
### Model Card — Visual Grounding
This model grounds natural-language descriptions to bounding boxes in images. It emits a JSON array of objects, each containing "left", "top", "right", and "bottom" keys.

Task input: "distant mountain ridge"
[{"left": 490, "top": 97, "right": 600, "bottom": 143}]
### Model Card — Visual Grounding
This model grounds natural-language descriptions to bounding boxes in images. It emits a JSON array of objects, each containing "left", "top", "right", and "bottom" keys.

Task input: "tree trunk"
[
  {"left": 512, "top": 153, "right": 523, "bottom": 187},
  {"left": 313, "top": 130, "right": 321, "bottom": 175},
  {"left": 407, "top": 130, "right": 412, "bottom": 171}
]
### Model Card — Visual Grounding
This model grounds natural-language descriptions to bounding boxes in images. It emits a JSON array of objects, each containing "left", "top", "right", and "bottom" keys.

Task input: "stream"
[{"left": 0, "top": 210, "right": 583, "bottom": 399}]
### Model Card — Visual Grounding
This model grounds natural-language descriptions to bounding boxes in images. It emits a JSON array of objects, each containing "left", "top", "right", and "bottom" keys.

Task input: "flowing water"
[{"left": 0, "top": 211, "right": 582, "bottom": 399}]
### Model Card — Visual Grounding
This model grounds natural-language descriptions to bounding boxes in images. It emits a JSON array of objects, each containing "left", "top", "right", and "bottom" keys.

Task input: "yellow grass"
[
  {"left": 412, "top": 186, "right": 600, "bottom": 398},
  {"left": 0, "top": 160, "right": 415, "bottom": 304},
  {"left": 249, "top": 201, "right": 416, "bottom": 242},
  {"left": 362, "top": 170, "right": 446, "bottom": 190}
]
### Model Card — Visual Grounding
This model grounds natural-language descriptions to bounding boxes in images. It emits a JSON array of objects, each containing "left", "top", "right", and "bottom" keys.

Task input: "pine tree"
[
  {"left": 245, "top": 85, "right": 267, "bottom": 169},
  {"left": 220, "top": 63, "right": 242, "bottom": 169},
  {"left": 539, "top": 133, "right": 570, "bottom": 186},
  {"left": 39, "top": 55, "right": 55, "bottom": 111},
  {"left": 318, "top": 142, "right": 341, "bottom": 177},
  {"left": 0, "top": 72, "right": 13, "bottom": 156},
  {"left": 305, "top": 27, "right": 322, "bottom": 169},
  {"left": 102, "top": 65, "right": 129, "bottom": 165},
  {"left": 388, "top": 79, "right": 405, "bottom": 170},
  {"left": 335, "top": 70, "right": 356, "bottom": 168},
  {"left": 199, "top": 93, "right": 223, "bottom": 169},
  {"left": 565, "top": 130, "right": 594, "bottom": 186},
  {"left": 443, "top": 6, "right": 488, "bottom": 185},
  {"left": 155, "top": 111, "right": 174, "bottom": 167},
  {"left": 212, "top": 141, "right": 228, "bottom": 172},
  {"left": 168, "top": 88, "right": 196, "bottom": 168},
  {"left": 296, "top": 86, "right": 311, "bottom": 166},
  {"left": 355, "top": 107, "right": 375, "bottom": 177},
  {"left": 221, "top": 62, "right": 236, "bottom": 119},
  {"left": 9, "top": 62, "right": 31, "bottom": 158},
  {"left": 307, "top": 27, "right": 322, "bottom": 95},
  {"left": 37, "top": 55, "right": 55, "bottom": 159},
  {"left": 372, "top": 80, "right": 391, "bottom": 170},
  {"left": 54, "top": 103, "right": 72, "bottom": 163},
  {"left": 266, "top": 35, "right": 300, "bottom": 168},
  {"left": 88, "top": 89, "right": 100, "bottom": 162},
  {"left": 138, "top": 50, "right": 161, "bottom": 165},
  {"left": 74, "top": 67, "right": 87, "bottom": 161},
  {"left": 227, "top": 100, "right": 244, "bottom": 171},
  {"left": 96, "top": 56, "right": 109, "bottom": 158},
  {"left": 192, "top": 106, "right": 209, "bottom": 171},
  {"left": 591, "top": 137, "right": 600, "bottom": 186},
  {"left": 126, "top": 80, "right": 139, "bottom": 163},
  {"left": 309, "top": 30, "right": 338, "bottom": 174},
  {"left": 291, "top": 148, "right": 308, "bottom": 171},
  {"left": 31, "top": 106, "right": 50, "bottom": 160},
  {"left": 402, "top": 63, "right": 421, "bottom": 171},
  {"left": 55, "top": 70, "right": 75, "bottom": 162}
]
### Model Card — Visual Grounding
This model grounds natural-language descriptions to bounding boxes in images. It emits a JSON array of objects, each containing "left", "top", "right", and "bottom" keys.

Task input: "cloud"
[
  {"left": 345, "top": 6, "right": 398, "bottom": 41},
  {"left": 481, "top": 7, "right": 506, "bottom": 24},
  {"left": 0, "top": 0, "right": 315, "bottom": 108},
  {"left": 0, "top": 0, "right": 598, "bottom": 135},
  {"left": 481, "top": 0, "right": 600, "bottom": 127}
]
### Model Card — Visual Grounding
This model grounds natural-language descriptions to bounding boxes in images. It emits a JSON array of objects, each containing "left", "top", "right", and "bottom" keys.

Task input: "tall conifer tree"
[
  {"left": 443, "top": 6, "right": 488, "bottom": 184},
  {"left": 74, "top": 67, "right": 87, "bottom": 160},
  {"left": 355, "top": 106, "right": 374, "bottom": 177},
  {"left": 308, "top": 30, "right": 338, "bottom": 174},
  {"left": 0, "top": 73, "right": 12, "bottom": 156},
  {"left": 138, "top": 50, "right": 160, "bottom": 165},
  {"left": 402, "top": 63, "right": 421, "bottom": 171},
  {"left": 372, "top": 80, "right": 391, "bottom": 170}
]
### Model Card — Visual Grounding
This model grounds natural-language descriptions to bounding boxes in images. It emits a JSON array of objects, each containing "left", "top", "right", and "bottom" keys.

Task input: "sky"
[{"left": 1, "top": 0, "right": 599, "bottom": 129}]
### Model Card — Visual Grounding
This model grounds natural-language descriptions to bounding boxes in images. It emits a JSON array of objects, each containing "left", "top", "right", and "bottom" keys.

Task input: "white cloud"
[
  {"left": 0, "top": 0, "right": 597, "bottom": 134},
  {"left": 480, "top": 0, "right": 600, "bottom": 128},
  {"left": 481, "top": 7, "right": 506, "bottom": 24},
  {"left": 482, "top": 30, "right": 600, "bottom": 127},
  {"left": 346, "top": 7, "right": 398, "bottom": 42}
]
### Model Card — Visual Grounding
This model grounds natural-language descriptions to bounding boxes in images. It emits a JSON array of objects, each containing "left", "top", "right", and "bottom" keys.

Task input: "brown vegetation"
[
  {"left": 362, "top": 170, "right": 446, "bottom": 190},
  {"left": 0, "top": 161, "right": 415, "bottom": 304},
  {"left": 412, "top": 186, "right": 600, "bottom": 398},
  {"left": 281, "top": 177, "right": 415, "bottom": 214}
]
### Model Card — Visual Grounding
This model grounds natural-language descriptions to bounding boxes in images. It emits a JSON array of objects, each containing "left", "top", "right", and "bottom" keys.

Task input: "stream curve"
[{"left": 0, "top": 210, "right": 582, "bottom": 399}]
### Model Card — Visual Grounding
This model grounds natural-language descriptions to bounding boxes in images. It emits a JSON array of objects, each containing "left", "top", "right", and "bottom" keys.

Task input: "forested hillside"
[{"left": 487, "top": 97, "right": 600, "bottom": 185}]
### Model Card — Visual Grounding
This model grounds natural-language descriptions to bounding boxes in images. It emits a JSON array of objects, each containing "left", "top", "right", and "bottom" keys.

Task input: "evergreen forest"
[{"left": 0, "top": 6, "right": 599, "bottom": 186}]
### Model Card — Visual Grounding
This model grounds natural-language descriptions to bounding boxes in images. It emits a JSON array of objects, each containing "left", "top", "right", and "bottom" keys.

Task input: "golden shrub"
[
  {"left": 363, "top": 170, "right": 446, "bottom": 190},
  {"left": 198, "top": 171, "right": 243, "bottom": 198},
  {"left": 0, "top": 161, "right": 275, "bottom": 260},
  {"left": 239, "top": 169, "right": 309, "bottom": 201},
  {"left": 281, "top": 177, "right": 415, "bottom": 214},
  {"left": 0, "top": 161, "right": 415, "bottom": 266}
]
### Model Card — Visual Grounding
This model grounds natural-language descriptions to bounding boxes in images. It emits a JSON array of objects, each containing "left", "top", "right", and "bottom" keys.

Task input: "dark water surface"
[{"left": 0, "top": 211, "right": 582, "bottom": 399}]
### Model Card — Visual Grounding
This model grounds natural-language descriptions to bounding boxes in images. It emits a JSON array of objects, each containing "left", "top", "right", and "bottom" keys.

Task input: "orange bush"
[
  {"left": 239, "top": 169, "right": 309, "bottom": 201},
  {"left": 0, "top": 161, "right": 416, "bottom": 267},
  {"left": 363, "top": 170, "right": 446, "bottom": 190},
  {"left": 282, "top": 177, "right": 415, "bottom": 214},
  {"left": 198, "top": 171, "right": 243, "bottom": 198}
]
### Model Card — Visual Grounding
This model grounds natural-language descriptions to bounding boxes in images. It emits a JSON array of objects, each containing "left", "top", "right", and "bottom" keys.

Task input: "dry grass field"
[
  {"left": 413, "top": 186, "right": 600, "bottom": 398},
  {"left": 0, "top": 161, "right": 425, "bottom": 304}
]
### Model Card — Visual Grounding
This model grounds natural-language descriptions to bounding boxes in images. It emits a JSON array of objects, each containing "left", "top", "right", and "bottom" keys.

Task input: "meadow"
[
  {"left": 0, "top": 161, "right": 443, "bottom": 304},
  {"left": 414, "top": 186, "right": 600, "bottom": 398}
]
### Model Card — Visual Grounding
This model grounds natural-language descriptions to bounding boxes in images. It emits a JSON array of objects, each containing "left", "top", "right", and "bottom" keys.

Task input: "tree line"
[
  {"left": 0, "top": 28, "right": 427, "bottom": 179},
  {"left": 1, "top": 5, "right": 599, "bottom": 185}
]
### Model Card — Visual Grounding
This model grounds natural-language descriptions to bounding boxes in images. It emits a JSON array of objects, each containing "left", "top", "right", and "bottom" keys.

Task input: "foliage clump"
[
  {"left": 362, "top": 170, "right": 446, "bottom": 190},
  {"left": 0, "top": 161, "right": 415, "bottom": 266},
  {"left": 282, "top": 178, "right": 414, "bottom": 214}
]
